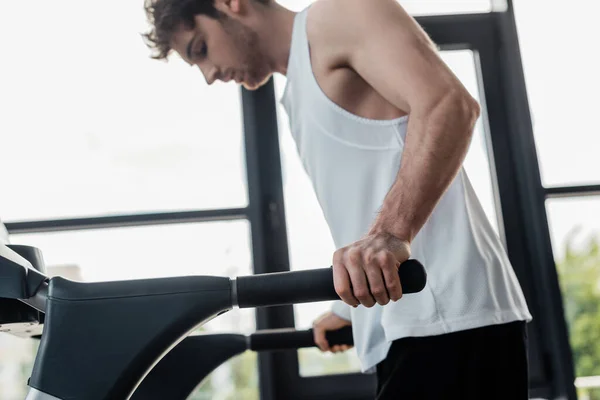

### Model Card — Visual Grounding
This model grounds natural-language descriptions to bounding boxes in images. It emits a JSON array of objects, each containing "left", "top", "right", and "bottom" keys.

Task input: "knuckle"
[
  {"left": 347, "top": 248, "right": 362, "bottom": 264},
  {"left": 376, "top": 251, "right": 389, "bottom": 265},
  {"left": 386, "top": 280, "right": 399, "bottom": 290},
  {"left": 371, "top": 286, "right": 386, "bottom": 296},
  {"left": 335, "top": 283, "right": 352, "bottom": 298},
  {"left": 336, "top": 288, "right": 351, "bottom": 299},
  {"left": 353, "top": 288, "right": 369, "bottom": 299},
  {"left": 404, "top": 243, "right": 412, "bottom": 258},
  {"left": 379, "top": 298, "right": 391, "bottom": 306},
  {"left": 333, "top": 249, "right": 344, "bottom": 264},
  {"left": 340, "top": 290, "right": 354, "bottom": 300},
  {"left": 363, "top": 248, "right": 375, "bottom": 263}
]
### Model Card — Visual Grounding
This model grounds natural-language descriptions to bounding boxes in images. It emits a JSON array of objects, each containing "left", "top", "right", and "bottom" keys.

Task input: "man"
[{"left": 143, "top": 0, "right": 533, "bottom": 398}]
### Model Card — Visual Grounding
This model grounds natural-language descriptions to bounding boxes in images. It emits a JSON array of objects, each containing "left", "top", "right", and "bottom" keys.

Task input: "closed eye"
[
  {"left": 186, "top": 36, "right": 207, "bottom": 63},
  {"left": 194, "top": 42, "right": 208, "bottom": 59}
]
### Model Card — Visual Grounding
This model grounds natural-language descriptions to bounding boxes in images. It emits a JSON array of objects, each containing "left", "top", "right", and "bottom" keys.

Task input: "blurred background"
[{"left": 0, "top": 0, "right": 598, "bottom": 399}]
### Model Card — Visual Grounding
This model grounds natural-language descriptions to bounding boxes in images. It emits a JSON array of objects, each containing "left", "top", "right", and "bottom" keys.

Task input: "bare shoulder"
[
  {"left": 304, "top": 0, "right": 360, "bottom": 69},
  {"left": 305, "top": 0, "right": 464, "bottom": 116},
  {"left": 304, "top": 0, "right": 344, "bottom": 71},
  {"left": 306, "top": 0, "right": 426, "bottom": 68},
  {"left": 304, "top": 0, "right": 422, "bottom": 119}
]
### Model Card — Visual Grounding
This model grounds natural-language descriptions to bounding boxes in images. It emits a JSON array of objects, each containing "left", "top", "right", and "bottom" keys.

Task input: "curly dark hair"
[{"left": 143, "top": 0, "right": 270, "bottom": 60}]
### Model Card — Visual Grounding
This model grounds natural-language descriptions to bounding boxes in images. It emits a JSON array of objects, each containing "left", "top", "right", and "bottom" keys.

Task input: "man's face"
[{"left": 171, "top": 12, "right": 272, "bottom": 90}]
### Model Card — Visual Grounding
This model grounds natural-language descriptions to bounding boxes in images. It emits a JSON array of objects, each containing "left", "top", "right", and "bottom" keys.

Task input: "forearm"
[{"left": 370, "top": 93, "right": 480, "bottom": 242}]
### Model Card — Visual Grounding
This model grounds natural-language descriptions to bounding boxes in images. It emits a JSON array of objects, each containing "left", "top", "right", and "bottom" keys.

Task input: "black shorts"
[{"left": 375, "top": 321, "right": 529, "bottom": 400}]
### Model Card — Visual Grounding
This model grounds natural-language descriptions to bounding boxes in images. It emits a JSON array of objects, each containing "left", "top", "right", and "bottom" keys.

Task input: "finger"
[
  {"left": 380, "top": 252, "right": 403, "bottom": 301},
  {"left": 333, "top": 260, "right": 359, "bottom": 307},
  {"left": 346, "top": 249, "right": 376, "bottom": 308},
  {"left": 313, "top": 325, "right": 330, "bottom": 352},
  {"left": 341, "top": 345, "right": 352, "bottom": 352},
  {"left": 364, "top": 256, "right": 390, "bottom": 306},
  {"left": 333, "top": 345, "right": 352, "bottom": 353}
]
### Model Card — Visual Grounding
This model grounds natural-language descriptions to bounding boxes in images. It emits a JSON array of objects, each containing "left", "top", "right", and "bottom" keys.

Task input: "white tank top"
[{"left": 280, "top": 7, "right": 532, "bottom": 373}]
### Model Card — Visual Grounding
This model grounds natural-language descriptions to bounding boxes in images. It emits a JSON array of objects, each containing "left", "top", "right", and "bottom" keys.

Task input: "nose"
[{"left": 197, "top": 64, "right": 219, "bottom": 86}]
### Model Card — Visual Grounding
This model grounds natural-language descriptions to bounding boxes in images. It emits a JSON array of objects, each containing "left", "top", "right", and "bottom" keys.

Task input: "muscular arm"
[
  {"left": 312, "top": 0, "right": 480, "bottom": 243},
  {"left": 370, "top": 91, "right": 480, "bottom": 242}
]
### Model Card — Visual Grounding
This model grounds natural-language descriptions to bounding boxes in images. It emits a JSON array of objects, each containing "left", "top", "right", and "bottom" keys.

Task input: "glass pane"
[
  {"left": 546, "top": 197, "right": 600, "bottom": 398},
  {"left": 10, "top": 221, "right": 252, "bottom": 282},
  {"left": 0, "top": 0, "right": 247, "bottom": 221},
  {"left": 513, "top": 0, "right": 600, "bottom": 187},
  {"left": 276, "top": 0, "right": 494, "bottom": 14},
  {"left": 442, "top": 50, "right": 500, "bottom": 236},
  {"left": 275, "top": 48, "right": 500, "bottom": 377},
  {"left": 0, "top": 337, "right": 38, "bottom": 400},
  {"left": 400, "top": 0, "right": 493, "bottom": 15},
  {"left": 1, "top": 221, "right": 257, "bottom": 397},
  {"left": 190, "top": 352, "right": 259, "bottom": 400}
]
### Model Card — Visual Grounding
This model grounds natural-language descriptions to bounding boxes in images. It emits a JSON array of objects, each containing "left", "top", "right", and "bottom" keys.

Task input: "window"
[
  {"left": 274, "top": 48, "right": 501, "bottom": 377},
  {"left": 276, "top": 0, "right": 497, "bottom": 14},
  {"left": 190, "top": 352, "right": 259, "bottom": 400},
  {"left": 512, "top": 2, "right": 600, "bottom": 390},
  {"left": 0, "top": 0, "right": 247, "bottom": 221},
  {"left": 545, "top": 197, "right": 600, "bottom": 398},
  {"left": 10, "top": 221, "right": 252, "bottom": 282},
  {"left": 513, "top": 0, "right": 600, "bottom": 187},
  {"left": 0, "top": 1, "right": 254, "bottom": 398},
  {"left": 0, "top": 336, "right": 39, "bottom": 400},
  {"left": 443, "top": 50, "right": 501, "bottom": 237},
  {"left": 400, "top": 0, "right": 496, "bottom": 15}
]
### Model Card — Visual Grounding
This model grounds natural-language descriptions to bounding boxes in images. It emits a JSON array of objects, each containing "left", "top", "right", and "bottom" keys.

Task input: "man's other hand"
[{"left": 312, "top": 311, "right": 353, "bottom": 353}]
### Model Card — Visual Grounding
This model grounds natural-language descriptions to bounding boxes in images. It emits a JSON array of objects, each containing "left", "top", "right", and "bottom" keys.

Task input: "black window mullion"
[
  {"left": 417, "top": 13, "right": 495, "bottom": 49},
  {"left": 4, "top": 208, "right": 248, "bottom": 234},
  {"left": 545, "top": 184, "right": 600, "bottom": 199},
  {"left": 476, "top": 37, "right": 556, "bottom": 400},
  {"left": 241, "top": 81, "right": 299, "bottom": 400}
]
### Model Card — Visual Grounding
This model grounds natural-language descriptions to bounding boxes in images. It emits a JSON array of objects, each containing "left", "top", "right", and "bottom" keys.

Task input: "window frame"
[{"left": 5, "top": 2, "right": 578, "bottom": 399}]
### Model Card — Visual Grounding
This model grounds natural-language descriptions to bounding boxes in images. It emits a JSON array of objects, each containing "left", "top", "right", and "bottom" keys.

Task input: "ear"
[{"left": 214, "top": 0, "right": 246, "bottom": 16}]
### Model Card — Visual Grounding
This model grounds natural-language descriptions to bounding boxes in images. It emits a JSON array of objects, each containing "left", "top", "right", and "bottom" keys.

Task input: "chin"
[
  {"left": 242, "top": 73, "right": 272, "bottom": 91},
  {"left": 241, "top": 82, "right": 260, "bottom": 91}
]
